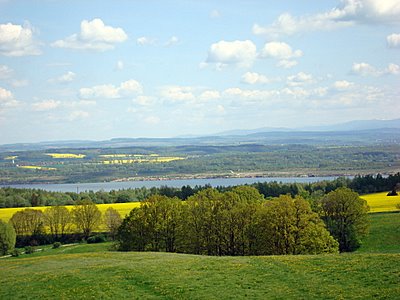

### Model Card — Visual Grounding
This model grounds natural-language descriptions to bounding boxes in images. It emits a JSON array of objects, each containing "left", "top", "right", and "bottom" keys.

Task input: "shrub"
[
  {"left": 87, "top": 234, "right": 106, "bottom": 244},
  {"left": 0, "top": 220, "right": 16, "bottom": 255},
  {"left": 11, "top": 249, "right": 20, "bottom": 257},
  {"left": 24, "top": 246, "right": 34, "bottom": 254},
  {"left": 52, "top": 242, "right": 62, "bottom": 249}
]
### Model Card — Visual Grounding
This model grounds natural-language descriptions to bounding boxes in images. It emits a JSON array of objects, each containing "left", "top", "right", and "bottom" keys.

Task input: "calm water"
[{"left": 1, "top": 176, "right": 339, "bottom": 192}]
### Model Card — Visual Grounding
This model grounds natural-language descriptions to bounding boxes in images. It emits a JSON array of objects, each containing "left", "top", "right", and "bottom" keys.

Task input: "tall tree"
[
  {"left": 71, "top": 200, "right": 102, "bottom": 239},
  {"left": 319, "top": 187, "right": 369, "bottom": 252},
  {"left": 43, "top": 206, "right": 72, "bottom": 239},
  {"left": 104, "top": 207, "right": 122, "bottom": 239},
  {"left": 9, "top": 209, "right": 44, "bottom": 236},
  {"left": 0, "top": 220, "right": 16, "bottom": 255}
]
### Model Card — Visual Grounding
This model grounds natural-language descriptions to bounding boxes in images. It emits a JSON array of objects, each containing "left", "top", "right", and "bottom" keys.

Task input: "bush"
[
  {"left": 11, "top": 249, "right": 20, "bottom": 257},
  {"left": 87, "top": 234, "right": 106, "bottom": 244},
  {"left": 0, "top": 220, "right": 16, "bottom": 255},
  {"left": 24, "top": 246, "right": 34, "bottom": 254},
  {"left": 52, "top": 242, "right": 62, "bottom": 249}
]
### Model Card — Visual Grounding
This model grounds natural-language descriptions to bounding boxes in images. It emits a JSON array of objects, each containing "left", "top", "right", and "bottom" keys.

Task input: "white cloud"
[
  {"left": 277, "top": 60, "right": 298, "bottom": 69},
  {"left": 199, "top": 90, "right": 221, "bottom": 101},
  {"left": 253, "top": 0, "right": 400, "bottom": 37},
  {"left": 32, "top": 99, "right": 61, "bottom": 111},
  {"left": 241, "top": 72, "right": 271, "bottom": 84},
  {"left": 79, "top": 79, "right": 142, "bottom": 99},
  {"left": 49, "top": 71, "right": 76, "bottom": 84},
  {"left": 0, "top": 22, "right": 41, "bottom": 56},
  {"left": 0, "top": 65, "right": 13, "bottom": 79},
  {"left": 352, "top": 62, "right": 400, "bottom": 76},
  {"left": 160, "top": 86, "right": 195, "bottom": 102},
  {"left": 115, "top": 60, "right": 124, "bottom": 70},
  {"left": 260, "top": 42, "right": 302, "bottom": 59},
  {"left": 136, "top": 36, "right": 155, "bottom": 46},
  {"left": 387, "top": 33, "right": 400, "bottom": 48},
  {"left": 223, "top": 87, "right": 277, "bottom": 101},
  {"left": 215, "top": 105, "right": 225, "bottom": 114},
  {"left": 0, "top": 87, "right": 18, "bottom": 108},
  {"left": 165, "top": 36, "right": 179, "bottom": 47},
  {"left": 206, "top": 40, "right": 257, "bottom": 68},
  {"left": 52, "top": 18, "right": 127, "bottom": 51},
  {"left": 260, "top": 42, "right": 302, "bottom": 68},
  {"left": 287, "top": 72, "right": 314, "bottom": 86},
  {"left": 210, "top": 9, "right": 221, "bottom": 19},
  {"left": 334, "top": 80, "right": 354, "bottom": 90},
  {"left": 134, "top": 95, "right": 156, "bottom": 106}
]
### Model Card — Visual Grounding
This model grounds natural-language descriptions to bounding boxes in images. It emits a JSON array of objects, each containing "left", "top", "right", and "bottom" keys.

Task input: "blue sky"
[{"left": 0, "top": 0, "right": 399, "bottom": 143}]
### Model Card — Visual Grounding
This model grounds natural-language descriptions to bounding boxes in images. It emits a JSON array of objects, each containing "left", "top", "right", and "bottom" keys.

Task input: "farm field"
[
  {"left": 360, "top": 192, "right": 400, "bottom": 213},
  {"left": 0, "top": 202, "right": 141, "bottom": 223}
]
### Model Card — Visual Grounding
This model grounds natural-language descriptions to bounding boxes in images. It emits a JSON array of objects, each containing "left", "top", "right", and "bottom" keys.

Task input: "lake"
[{"left": 1, "top": 176, "right": 340, "bottom": 192}]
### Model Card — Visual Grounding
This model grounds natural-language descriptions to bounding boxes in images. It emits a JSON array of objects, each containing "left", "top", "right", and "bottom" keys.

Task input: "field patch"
[
  {"left": 46, "top": 153, "right": 86, "bottom": 159},
  {"left": 17, "top": 165, "right": 56, "bottom": 171},
  {"left": 361, "top": 192, "right": 400, "bottom": 213}
]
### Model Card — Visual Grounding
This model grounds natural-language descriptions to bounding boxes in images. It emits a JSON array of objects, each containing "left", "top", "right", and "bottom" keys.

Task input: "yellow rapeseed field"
[
  {"left": 0, "top": 202, "right": 141, "bottom": 223},
  {"left": 360, "top": 192, "right": 400, "bottom": 213},
  {"left": 4, "top": 156, "right": 18, "bottom": 160},
  {"left": 18, "top": 165, "right": 56, "bottom": 171},
  {"left": 102, "top": 156, "right": 185, "bottom": 164},
  {"left": 46, "top": 153, "right": 86, "bottom": 159}
]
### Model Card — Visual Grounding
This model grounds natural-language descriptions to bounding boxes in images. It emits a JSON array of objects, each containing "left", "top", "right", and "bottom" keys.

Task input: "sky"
[{"left": 0, "top": 0, "right": 399, "bottom": 143}]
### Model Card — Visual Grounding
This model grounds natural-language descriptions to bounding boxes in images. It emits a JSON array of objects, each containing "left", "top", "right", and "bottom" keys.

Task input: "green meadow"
[{"left": 0, "top": 212, "right": 399, "bottom": 299}]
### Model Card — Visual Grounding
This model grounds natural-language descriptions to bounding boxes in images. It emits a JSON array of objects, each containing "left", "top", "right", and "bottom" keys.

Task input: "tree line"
[
  {"left": 0, "top": 173, "right": 399, "bottom": 209},
  {"left": 117, "top": 186, "right": 369, "bottom": 255}
]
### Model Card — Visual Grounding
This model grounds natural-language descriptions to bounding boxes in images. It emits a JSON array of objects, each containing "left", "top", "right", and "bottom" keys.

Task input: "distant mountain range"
[
  {"left": 1, "top": 118, "right": 399, "bottom": 152},
  {"left": 215, "top": 118, "right": 400, "bottom": 136}
]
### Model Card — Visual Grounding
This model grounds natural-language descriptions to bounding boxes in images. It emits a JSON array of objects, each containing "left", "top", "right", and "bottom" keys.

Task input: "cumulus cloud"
[
  {"left": 79, "top": 79, "right": 142, "bottom": 99},
  {"left": 205, "top": 40, "right": 257, "bottom": 68},
  {"left": 387, "top": 33, "right": 400, "bottom": 48},
  {"left": 52, "top": 18, "right": 127, "bottom": 51},
  {"left": 241, "top": 72, "right": 271, "bottom": 84},
  {"left": 133, "top": 95, "right": 156, "bottom": 106},
  {"left": 0, "top": 64, "right": 13, "bottom": 79},
  {"left": 0, "top": 22, "right": 41, "bottom": 56},
  {"left": 260, "top": 42, "right": 302, "bottom": 68},
  {"left": 160, "top": 86, "right": 195, "bottom": 102},
  {"left": 223, "top": 87, "right": 278, "bottom": 101},
  {"left": 0, "top": 87, "right": 18, "bottom": 108},
  {"left": 334, "top": 80, "right": 355, "bottom": 90},
  {"left": 199, "top": 90, "right": 221, "bottom": 101},
  {"left": 253, "top": 0, "right": 400, "bottom": 37},
  {"left": 136, "top": 36, "right": 155, "bottom": 46},
  {"left": 115, "top": 60, "right": 124, "bottom": 70},
  {"left": 287, "top": 72, "right": 314, "bottom": 86},
  {"left": 32, "top": 99, "right": 61, "bottom": 111},
  {"left": 165, "top": 36, "right": 179, "bottom": 47},
  {"left": 49, "top": 71, "right": 76, "bottom": 84},
  {"left": 352, "top": 62, "right": 400, "bottom": 76}
]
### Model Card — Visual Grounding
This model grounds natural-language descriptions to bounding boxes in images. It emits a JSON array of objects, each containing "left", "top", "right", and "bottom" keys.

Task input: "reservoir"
[{"left": 1, "top": 176, "right": 340, "bottom": 192}]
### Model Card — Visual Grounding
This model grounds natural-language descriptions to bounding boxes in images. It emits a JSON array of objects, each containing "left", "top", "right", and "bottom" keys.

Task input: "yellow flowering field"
[
  {"left": 360, "top": 192, "right": 400, "bottom": 213},
  {"left": 4, "top": 156, "right": 18, "bottom": 160},
  {"left": 46, "top": 153, "right": 86, "bottom": 159},
  {"left": 0, "top": 202, "right": 141, "bottom": 223},
  {"left": 102, "top": 156, "right": 185, "bottom": 164},
  {"left": 18, "top": 165, "right": 56, "bottom": 171}
]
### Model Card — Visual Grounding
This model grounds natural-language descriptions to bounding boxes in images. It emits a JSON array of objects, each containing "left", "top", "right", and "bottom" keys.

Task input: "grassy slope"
[{"left": 0, "top": 213, "right": 399, "bottom": 299}]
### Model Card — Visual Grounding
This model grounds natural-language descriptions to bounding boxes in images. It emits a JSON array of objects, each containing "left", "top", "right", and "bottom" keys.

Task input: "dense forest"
[{"left": 0, "top": 173, "right": 399, "bottom": 208}]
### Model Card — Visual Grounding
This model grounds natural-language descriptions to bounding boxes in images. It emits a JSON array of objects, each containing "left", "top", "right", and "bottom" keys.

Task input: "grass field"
[
  {"left": 360, "top": 192, "right": 400, "bottom": 213},
  {"left": 0, "top": 211, "right": 399, "bottom": 299}
]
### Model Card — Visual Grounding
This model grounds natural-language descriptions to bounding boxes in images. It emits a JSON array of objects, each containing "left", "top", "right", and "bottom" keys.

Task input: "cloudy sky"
[{"left": 0, "top": 0, "right": 399, "bottom": 143}]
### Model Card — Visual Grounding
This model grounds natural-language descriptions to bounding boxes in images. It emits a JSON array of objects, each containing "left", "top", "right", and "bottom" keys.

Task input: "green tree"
[
  {"left": 104, "top": 207, "right": 122, "bottom": 239},
  {"left": 43, "top": 206, "right": 72, "bottom": 239},
  {"left": 71, "top": 200, "right": 102, "bottom": 239},
  {"left": 0, "top": 220, "right": 16, "bottom": 255},
  {"left": 9, "top": 209, "right": 44, "bottom": 236},
  {"left": 117, "top": 207, "right": 149, "bottom": 251},
  {"left": 319, "top": 187, "right": 369, "bottom": 252}
]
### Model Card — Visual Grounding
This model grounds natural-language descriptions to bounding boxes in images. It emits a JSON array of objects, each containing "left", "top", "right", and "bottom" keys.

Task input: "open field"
[
  {"left": 360, "top": 192, "right": 400, "bottom": 213},
  {"left": 0, "top": 247, "right": 399, "bottom": 299},
  {"left": 0, "top": 202, "right": 141, "bottom": 223}
]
